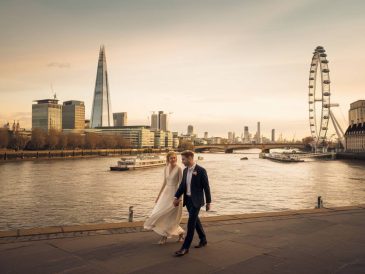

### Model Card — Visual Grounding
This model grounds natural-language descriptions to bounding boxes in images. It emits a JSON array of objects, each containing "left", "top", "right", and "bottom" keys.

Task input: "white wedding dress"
[{"left": 144, "top": 165, "right": 185, "bottom": 237}]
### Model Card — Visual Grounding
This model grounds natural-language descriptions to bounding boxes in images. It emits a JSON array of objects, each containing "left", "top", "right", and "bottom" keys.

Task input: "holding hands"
[{"left": 173, "top": 197, "right": 180, "bottom": 207}]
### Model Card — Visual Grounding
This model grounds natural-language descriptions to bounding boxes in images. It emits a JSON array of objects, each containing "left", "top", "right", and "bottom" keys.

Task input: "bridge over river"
[{"left": 194, "top": 143, "right": 305, "bottom": 153}]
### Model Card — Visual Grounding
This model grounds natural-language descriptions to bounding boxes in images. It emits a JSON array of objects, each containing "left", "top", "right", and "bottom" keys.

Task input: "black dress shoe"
[
  {"left": 174, "top": 248, "right": 189, "bottom": 257},
  {"left": 194, "top": 241, "right": 207, "bottom": 248}
]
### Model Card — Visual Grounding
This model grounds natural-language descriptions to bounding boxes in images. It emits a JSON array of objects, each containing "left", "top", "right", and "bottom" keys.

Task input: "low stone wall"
[{"left": 1, "top": 204, "right": 364, "bottom": 243}]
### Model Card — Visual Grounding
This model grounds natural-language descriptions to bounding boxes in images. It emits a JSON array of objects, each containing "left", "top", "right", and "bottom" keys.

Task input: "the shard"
[{"left": 90, "top": 45, "right": 113, "bottom": 128}]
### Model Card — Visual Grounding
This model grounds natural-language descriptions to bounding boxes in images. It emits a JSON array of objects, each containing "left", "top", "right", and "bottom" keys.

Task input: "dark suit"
[{"left": 175, "top": 164, "right": 212, "bottom": 249}]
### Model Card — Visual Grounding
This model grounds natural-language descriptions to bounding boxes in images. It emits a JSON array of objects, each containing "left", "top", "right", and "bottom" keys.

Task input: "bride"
[{"left": 144, "top": 151, "right": 185, "bottom": 244}]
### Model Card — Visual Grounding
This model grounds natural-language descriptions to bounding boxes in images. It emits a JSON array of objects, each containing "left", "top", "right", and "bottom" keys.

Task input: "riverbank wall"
[{"left": 0, "top": 148, "right": 170, "bottom": 162}]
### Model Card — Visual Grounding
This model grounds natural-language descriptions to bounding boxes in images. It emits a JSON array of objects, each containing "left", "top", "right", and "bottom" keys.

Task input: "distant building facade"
[
  {"left": 87, "top": 126, "right": 154, "bottom": 148},
  {"left": 62, "top": 100, "right": 85, "bottom": 130},
  {"left": 159, "top": 111, "right": 168, "bottom": 131},
  {"left": 187, "top": 125, "right": 194, "bottom": 135},
  {"left": 151, "top": 113, "right": 159, "bottom": 130},
  {"left": 345, "top": 100, "right": 365, "bottom": 152},
  {"left": 32, "top": 99, "right": 62, "bottom": 132},
  {"left": 256, "top": 122, "right": 261, "bottom": 143},
  {"left": 271, "top": 129, "right": 275, "bottom": 142},
  {"left": 113, "top": 112, "right": 127, "bottom": 127},
  {"left": 349, "top": 100, "right": 365, "bottom": 125},
  {"left": 150, "top": 111, "right": 168, "bottom": 131}
]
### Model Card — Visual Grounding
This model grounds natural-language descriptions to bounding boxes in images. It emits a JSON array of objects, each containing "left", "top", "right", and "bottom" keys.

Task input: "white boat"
[
  {"left": 110, "top": 155, "right": 166, "bottom": 171},
  {"left": 265, "top": 153, "right": 304, "bottom": 163}
]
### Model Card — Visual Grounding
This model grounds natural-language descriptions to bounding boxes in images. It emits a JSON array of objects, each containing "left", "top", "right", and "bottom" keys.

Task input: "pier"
[{"left": 1, "top": 205, "right": 364, "bottom": 273}]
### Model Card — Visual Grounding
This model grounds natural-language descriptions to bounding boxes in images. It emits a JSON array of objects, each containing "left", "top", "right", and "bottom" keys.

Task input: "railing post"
[
  {"left": 317, "top": 196, "right": 323, "bottom": 208},
  {"left": 129, "top": 206, "right": 134, "bottom": 222}
]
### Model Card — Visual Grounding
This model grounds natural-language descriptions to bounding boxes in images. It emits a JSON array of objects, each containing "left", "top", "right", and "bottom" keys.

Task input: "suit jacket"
[{"left": 174, "top": 164, "right": 212, "bottom": 208}]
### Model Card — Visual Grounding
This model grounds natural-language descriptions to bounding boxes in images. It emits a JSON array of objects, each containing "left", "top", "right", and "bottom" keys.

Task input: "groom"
[{"left": 173, "top": 150, "right": 212, "bottom": 257}]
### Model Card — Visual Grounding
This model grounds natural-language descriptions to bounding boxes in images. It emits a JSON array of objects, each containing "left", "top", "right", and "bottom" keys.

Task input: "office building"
[
  {"left": 271, "top": 129, "right": 275, "bottom": 143},
  {"left": 256, "top": 122, "right": 261, "bottom": 143},
  {"left": 187, "top": 125, "right": 194, "bottom": 135},
  {"left": 154, "top": 130, "right": 166, "bottom": 148},
  {"left": 62, "top": 100, "right": 85, "bottom": 130},
  {"left": 87, "top": 126, "right": 154, "bottom": 148},
  {"left": 113, "top": 112, "right": 127, "bottom": 127},
  {"left": 158, "top": 111, "right": 168, "bottom": 131},
  {"left": 32, "top": 98, "right": 62, "bottom": 132},
  {"left": 151, "top": 113, "right": 158, "bottom": 130}
]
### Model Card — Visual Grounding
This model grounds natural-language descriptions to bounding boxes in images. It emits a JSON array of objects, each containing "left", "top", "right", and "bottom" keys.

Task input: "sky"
[{"left": 0, "top": 0, "right": 365, "bottom": 139}]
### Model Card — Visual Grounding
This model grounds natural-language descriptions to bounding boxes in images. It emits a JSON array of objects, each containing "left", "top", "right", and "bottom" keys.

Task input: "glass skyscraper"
[{"left": 90, "top": 46, "right": 113, "bottom": 128}]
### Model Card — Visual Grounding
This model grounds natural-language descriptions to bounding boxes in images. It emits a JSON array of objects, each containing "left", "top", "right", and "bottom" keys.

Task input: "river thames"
[{"left": 1, "top": 150, "right": 365, "bottom": 231}]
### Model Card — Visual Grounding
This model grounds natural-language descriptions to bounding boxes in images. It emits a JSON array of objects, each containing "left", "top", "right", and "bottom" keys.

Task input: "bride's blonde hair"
[{"left": 166, "top": 151, "right": 177, "bottom": 165}]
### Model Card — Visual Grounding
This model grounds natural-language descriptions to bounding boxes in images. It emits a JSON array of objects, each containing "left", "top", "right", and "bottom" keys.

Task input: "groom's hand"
[
  {"left": 206, "top": 203, "right": 211, "bottom": 211},
  {"left": 173, "top": 197, "right": 180, "bottom": 207}
]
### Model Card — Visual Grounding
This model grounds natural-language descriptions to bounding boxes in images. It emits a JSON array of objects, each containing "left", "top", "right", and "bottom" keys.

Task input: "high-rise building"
[
  {"left": 150, "top": 111, "right": 168, "bottom": 131},
  {"left": 151, "top": 113, "right": 158, "bottom": 130},
  {"left": 32, "top": 98, "right": 62, "bottom": 132},
  {"left": 244, "top": 126, "right": 249, "bottom": 143},
  {"left": 187, "top": 125, "right": 194, "bottom": 135},
  {"left": 228, "top": 131, "right": 236, "bottom": 143},
  {"left": 90, "top": 46, "right": 113, "bottom": 128},
  {"left": 271, "top": 129, "right": 275, "bottom": 143},
  {"left": 257, "top": 122, "right": 261, "bottom": 143},
  {"left": 113, "top": 112, "right": 127, "bottom": 127},
  {"left": 62, "top": 100, "right": 85, "bottom": 130},
  {"left": 349, "top": 100, "right": 365, "bottom": 125},
  {"left": 158, "top": 111, "right": 168, "bottom": 131},
  {"left": 204, "top": 132, "right": 208, "bottom": 139}
]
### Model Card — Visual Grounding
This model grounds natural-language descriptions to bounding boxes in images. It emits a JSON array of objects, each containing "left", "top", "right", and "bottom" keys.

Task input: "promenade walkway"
[{"left": 1, "top": 205, "right": 365, "bottom": 273}]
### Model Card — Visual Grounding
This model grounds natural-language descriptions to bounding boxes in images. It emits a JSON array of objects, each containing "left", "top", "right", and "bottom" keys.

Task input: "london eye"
[{"left": 308, "top": 46, "right": 344, "bottom": 148}]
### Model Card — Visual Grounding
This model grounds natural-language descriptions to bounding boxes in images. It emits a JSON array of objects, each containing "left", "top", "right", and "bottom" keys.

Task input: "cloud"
[{"left": 47, "top": 62, "right": 71, "bottom": 68}]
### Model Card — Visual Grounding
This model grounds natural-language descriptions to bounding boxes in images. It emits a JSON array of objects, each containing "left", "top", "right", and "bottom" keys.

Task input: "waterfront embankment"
[
  {"left": 0, "top": 148, "right": 169, "bottom": 161},
  {"left": 1, "top": 205, "right": 364, "bottom": 273}
]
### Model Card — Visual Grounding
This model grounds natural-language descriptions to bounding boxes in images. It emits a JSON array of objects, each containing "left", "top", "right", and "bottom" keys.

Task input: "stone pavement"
[{"left": 1, "top": 205, "right": 365, "bottom": 274}]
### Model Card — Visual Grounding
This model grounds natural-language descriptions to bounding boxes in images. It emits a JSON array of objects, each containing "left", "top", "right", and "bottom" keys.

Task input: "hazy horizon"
[{"left": 1, "top": 0, "right": 365, "bottom": 139}]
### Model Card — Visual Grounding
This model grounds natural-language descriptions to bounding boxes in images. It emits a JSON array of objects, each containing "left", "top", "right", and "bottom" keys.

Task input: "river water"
[{"left": 1, "top": 150, "right": 365, "bottom": 231}]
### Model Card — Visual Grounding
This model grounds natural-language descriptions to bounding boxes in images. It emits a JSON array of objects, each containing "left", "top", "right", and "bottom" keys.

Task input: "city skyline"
[{"left": 1, "top": 0, "right": 365, "bottom": 138}]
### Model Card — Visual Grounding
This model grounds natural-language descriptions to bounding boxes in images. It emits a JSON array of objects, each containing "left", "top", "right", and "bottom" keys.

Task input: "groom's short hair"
[{"left": 181, "top": 150, "right": 194, "bottom": 158}]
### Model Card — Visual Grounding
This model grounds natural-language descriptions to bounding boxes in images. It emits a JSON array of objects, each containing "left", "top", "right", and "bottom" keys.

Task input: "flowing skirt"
[{"left": 144, "top": 184, "right": 184, "bottom": 237}]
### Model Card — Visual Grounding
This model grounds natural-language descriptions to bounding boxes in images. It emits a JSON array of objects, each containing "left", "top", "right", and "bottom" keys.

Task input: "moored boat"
[
  {"left": 110, "top": 155, "right": 166, "bottom": 171},
  {"left": 265, "top": 153, "right": 304, "bottom": 163}
]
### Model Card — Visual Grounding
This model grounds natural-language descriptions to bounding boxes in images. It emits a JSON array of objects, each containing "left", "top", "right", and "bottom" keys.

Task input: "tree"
[
  {"left": 178, "top": 139, "right": 194, "bottom": 151},
  {"left": 115, "top": 135, "right": 131, "bottom": 148},
  {"left": 101, "top": 135, "right": 117, "bottom": 148},
  {"left": 85, "top": 133, "right": 100, "bottom": 149},
  {"left": 9, "top": 133, "right": 29, "bottom": 150},
  {"left": 67, "top": 133, "right": 84, "bottom": 149},
  {"left": 302, "top": 136, "right": 315, "bottom": 151},
  {"left": 0, "top": 129, "right": 9, "bottom": 149},
  {"left": 46, "top": 129, "right": 60, "bottom": 150},
  {"left": 58, "top": 134, "right": 68, "bottom": 149},
  {"left": 30, "top": 128, "right": 46, "bottom": 150}
]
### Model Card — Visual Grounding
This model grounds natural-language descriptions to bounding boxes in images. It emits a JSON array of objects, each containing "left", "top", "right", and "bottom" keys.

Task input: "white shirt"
[{"left": 186, "top": 163, "right": 196, "bottom": 196}]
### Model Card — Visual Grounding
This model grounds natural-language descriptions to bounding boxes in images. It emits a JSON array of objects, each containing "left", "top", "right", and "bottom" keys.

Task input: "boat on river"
[
  {"left": 265, "top": 153, "right": 304, "bottom": 163},
  {"left": 110, "top": 155, "right": 166, "bottom": 171}
]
